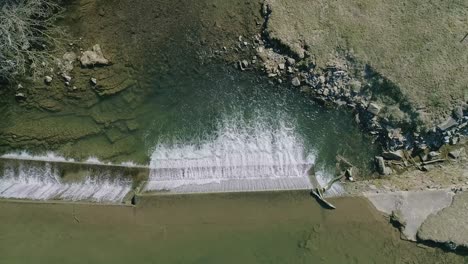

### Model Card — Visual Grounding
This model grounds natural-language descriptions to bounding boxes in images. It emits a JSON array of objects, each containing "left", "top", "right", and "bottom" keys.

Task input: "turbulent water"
[
  {"left": 144, "top": 115, "right": 343, "bottom": 195},
  {"left": 0, "top": 114, "right": 344, "bottom": 201},
  {"left": 0, "top": 157, "right": 132, "bottom": 203},
  {"left": 0, "top": 64, "right": 374, "bottom": 202}
]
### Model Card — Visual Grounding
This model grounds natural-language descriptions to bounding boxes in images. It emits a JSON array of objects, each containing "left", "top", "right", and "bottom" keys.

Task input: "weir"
[
  {"left": 0, "top": 117, "right": 344, "bottom": 202},
  {"left": 0, "top": 157, "right": 146, "bottom": 203},
  {"left": 143, "top": 118, "right": 344, "bottom": 196}
]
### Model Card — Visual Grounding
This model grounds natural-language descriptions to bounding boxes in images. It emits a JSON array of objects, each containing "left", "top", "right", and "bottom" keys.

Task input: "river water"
[
  {"left": 0, "top": 62, "right": 378, "bottom": 200},
  {"left": 0, "top": 0, "right": 465, "bottom": 262}
]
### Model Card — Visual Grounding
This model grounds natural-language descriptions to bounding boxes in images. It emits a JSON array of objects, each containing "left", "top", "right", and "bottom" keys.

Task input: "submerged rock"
[
  {"left": 15, "top": 92, "right": 26, "bottom": 101},
  {"left": 80, "top": 44, "right": 110, "bottom": 67},
  {"left": 44, "top": 76, "right": 53, "bottom": 84},
  {"left": 56, "top": 52, "right": 77, "bottom": 73}
]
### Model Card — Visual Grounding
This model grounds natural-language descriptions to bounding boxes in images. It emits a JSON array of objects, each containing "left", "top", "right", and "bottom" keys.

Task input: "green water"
[
  {"left": 0, "top": 62, "right": 378, "bottom": 174},
  {"left": 0, "top": 192, "right": 464, "bottom": 264}
]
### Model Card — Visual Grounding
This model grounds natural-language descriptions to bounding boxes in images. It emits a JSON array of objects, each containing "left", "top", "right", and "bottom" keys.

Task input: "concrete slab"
[
  {"left": 365, "top": 190, "right": 454, "bottom": 241},
  {"left": 418, "top": 191, "right": 468, "bottom": 250}
]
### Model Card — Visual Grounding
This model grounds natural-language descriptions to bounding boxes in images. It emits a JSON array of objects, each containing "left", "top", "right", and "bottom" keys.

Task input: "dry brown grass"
[{"left": 265, "top": 0, "right": 468, "bottom": 127}]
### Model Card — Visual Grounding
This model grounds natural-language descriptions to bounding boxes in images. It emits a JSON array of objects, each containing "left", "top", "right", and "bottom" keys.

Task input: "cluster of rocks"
[
  {"left": 229, "top": 33, "right": 468, "bottom": 177},
  {"left": 15, "top": 44, "right": 110, "bottom": 101}
]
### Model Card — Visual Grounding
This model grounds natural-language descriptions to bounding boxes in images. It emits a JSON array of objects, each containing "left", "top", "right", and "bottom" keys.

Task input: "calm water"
[{"left": 0, "top": 192, "right": 464, "bottom": 264}]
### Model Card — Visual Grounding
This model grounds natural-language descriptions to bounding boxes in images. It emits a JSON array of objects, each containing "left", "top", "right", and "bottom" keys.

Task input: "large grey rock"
[
  {"left": 366, "top": 190, "right": 454, "bottom": 241},
  {"left": 291, "top": 77, "right": 301, "bottom": 87},
  {"left": 448, "top": 147, "right": 466, "bottom": 159},
  {"left": 367, "top": 103, "right": 381, "bottom": 116},
  {"left": 437, "top": 117, "right": 458, "bottom": 131},
  {"left": 453, "top": 106, "right": 464, "bottom": 120},
  {"left": 80, "top": 44, "right": 110, "bottom": 67},
  {"left": 382, "top": 150, "right": 404, "bottom": 161},
  {"left": 375, "top": 156, "right": 391, "bottom": 175},
  {"left": 418, "top": 191, "right": 468, "bottom": 250}
]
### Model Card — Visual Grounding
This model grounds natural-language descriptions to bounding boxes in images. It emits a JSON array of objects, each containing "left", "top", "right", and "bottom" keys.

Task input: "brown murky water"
[{"left": 0, "top": 192, "right": 464, "bottom": 264}]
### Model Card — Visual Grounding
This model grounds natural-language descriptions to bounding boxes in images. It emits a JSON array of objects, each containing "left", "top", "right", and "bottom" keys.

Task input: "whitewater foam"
[
  {"left": 144, "top": 117, "right": 343, "bottom": 195},
  {"left": 0, "top": 160, "right": 131, "bottom": 203}
]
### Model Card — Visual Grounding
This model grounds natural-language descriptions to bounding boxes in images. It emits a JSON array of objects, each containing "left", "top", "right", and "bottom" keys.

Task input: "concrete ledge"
[
  {"left": 418, "top": 191, "right": 468, "bottom": 251},
  {"left": 365, "top": 190, "right": 455, "bottom": 241}
]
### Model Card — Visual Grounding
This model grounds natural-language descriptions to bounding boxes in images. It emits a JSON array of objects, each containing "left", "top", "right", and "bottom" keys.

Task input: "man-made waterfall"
[
  {"left": 0, "top": 158, "right": 132, "bottom": 203},
  {"left": 0, "top": 116, "right": 344, "bottom": 201},
  {"left": 144, "top": 117, "right": 343, "bottom": 196}
]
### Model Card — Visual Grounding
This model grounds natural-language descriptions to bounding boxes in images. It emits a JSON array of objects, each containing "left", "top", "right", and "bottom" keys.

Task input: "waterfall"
[
  {"left": 144, "top": 116, "right": 342, "bottom": 195},
  {"left": 0, "top": 159, "right": 132, "bottom": 203}
]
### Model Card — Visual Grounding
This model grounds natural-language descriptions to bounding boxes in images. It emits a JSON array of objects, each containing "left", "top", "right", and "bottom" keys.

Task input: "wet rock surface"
[{"left": 418, "top": 191, "right": 468, "bottom": 251}]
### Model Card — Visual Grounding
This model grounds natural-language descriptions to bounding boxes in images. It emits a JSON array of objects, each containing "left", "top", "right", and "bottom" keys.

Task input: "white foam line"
[
  {"left": 0, "top": 161, "right": 132, "bottom": 203},
  {"left": 1, "top": 152, "right": 148, "bottom": 169},
  {"left": 144, "top": 115, "right": 344, "bottom": 196}
]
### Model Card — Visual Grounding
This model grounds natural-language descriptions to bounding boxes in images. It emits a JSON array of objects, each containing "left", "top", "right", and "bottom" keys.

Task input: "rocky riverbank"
[{"left": 218, "top": 0, "right": 468, "bottom": 180}]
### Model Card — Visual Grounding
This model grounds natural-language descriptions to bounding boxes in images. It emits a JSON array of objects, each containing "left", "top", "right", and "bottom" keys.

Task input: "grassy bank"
[{"left": 264, "top": 0, "right": 467, "bottom": 127}]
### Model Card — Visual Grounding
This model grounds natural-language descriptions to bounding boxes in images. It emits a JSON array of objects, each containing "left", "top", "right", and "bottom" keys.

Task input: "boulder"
[
  {"left": 318, "top": 75, "right": 326, "bottom": 84},
  {"left": 15, "top": 92, "right": 26, "bottom": 101},
  {"left": 448, "top": 147, "right": 466, "bottom": 159},
  {"left": 437, "top": 117, "right": 458, "bottom": 131},
  {"left": 44, "top": 76, "right": 53, "bottom": 84},
  {"left": 291, "top": 77, "right": 301, "bottom": 87},
  {"left": 286, "top": 57, "right": 296, "bottom": 65},
  {"left": 382, "top": 150, "right": 404, "bottom": 161},
  {"left": 62, "top": 74, "right": 72, "bottom": 82},
  {"left": 428, "top": 151, "right": 440, "bottom": 158},
  {"left": 375, "top": 156, "right": 391, "bottom": 175},
  {"left": 239, "top": 60, "right": 249, "bottom": 70},
  {"left": 452, "top": 106, "right": 464, "bottom": 120},
  {"left": 80, "top": 44, "right": 110, "bottom": 67},
  {"left": 367, "top": 103, "right": 381, "bottom": 116}
]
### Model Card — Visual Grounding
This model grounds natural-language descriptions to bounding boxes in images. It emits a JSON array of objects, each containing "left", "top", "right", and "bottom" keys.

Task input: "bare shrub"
[{"left": 0, "top": 0, "right": 66, "bottom": 81}]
